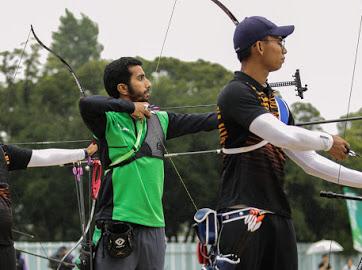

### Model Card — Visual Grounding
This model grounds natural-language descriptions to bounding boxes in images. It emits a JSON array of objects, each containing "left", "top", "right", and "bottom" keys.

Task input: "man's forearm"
[
  {"left": 285, "top": 149, "right": 362, "bottom": 188},
  {"left": 79, "top": 95, "right": 135, "bottom": 116},
  {"left": 79, "top": 95, "right": 135, "bottom": 138},
  {"left": 249, "top": 113, "right": 333, "bottom": 151},
  {"left": 27, "top": 149, "right": 86, "bottom": 167}
]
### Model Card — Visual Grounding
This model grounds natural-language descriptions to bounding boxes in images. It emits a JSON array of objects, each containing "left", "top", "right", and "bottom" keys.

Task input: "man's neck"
[
  {"left": 241, "top": 61, "right": 269, "bottom": 86},
  {"left": 120, "top": 95, "right": 132, "bottom": 101}
]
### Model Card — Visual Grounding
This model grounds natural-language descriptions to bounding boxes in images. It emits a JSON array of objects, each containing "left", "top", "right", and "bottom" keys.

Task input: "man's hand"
[
  {"left": 328, "top": 135, "right": 350, "bottom": 161},
  {"left": 86, "top": 142, "right": 98, "bottom": 156},
  {"left": 131, "top": 102, "right": 151, "bottom": 120}
]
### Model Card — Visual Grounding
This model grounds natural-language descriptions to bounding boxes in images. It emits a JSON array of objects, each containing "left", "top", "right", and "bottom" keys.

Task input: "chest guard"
[
  {"left": 0, "top": 146, "right": 9, "bottom": 186},
  {"left": 135, "top": 114, "right": 165, "bottom": 160},
  {"left": 222, "top": 95, "right": 290, "bottom": 155},
  {"left": 275, "top": 96, "right": 289, "bottom": 124},
  {"left": 108, "top": 114, "right": 166, "bottom": 169}
]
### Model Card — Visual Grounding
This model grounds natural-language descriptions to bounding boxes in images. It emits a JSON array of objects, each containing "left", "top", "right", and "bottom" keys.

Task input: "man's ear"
[
  {"left": 117, "top": 83, "right": 129, "bottom": 97},
  {"left": 253, "top": 41, "right": 264, "bottom": 56}
]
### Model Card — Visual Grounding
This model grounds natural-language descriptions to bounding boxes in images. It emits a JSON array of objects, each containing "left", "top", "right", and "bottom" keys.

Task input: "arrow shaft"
[
  {"left": 296, "top": 116, "right": 362, "bottom": 126},
  {"left": 16, "top": 248, "right": 76, "bottom": 267},
  {"left": 320, "top": 191, "right": 362, "bottom": 201}
]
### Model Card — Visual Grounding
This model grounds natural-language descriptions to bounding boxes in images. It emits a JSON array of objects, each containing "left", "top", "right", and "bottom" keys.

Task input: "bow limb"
[
  {"left": 56, "top": 159, "right": 102, "bottom": 270},
  {"left": 209, "top": 0, "right": 239, "bottom": 25},
  {"left": 56, "top": 199, "right": 96, "bottom": 270},
  {"left": 30, "top": 25, "right": 85, "bottom": 97},
  {"left": 31, "top": 25, "right": 96, "bottom": 269}
]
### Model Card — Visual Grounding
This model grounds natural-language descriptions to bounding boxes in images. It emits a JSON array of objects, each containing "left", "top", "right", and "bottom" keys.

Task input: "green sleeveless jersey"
[{"left": 105, "top": 111, "right": 168, "bottom": 227}]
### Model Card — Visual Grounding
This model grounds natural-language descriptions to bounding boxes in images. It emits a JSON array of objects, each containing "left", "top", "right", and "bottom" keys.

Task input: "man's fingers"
[
  {"left": 336, "top": 151, "right": 348, "bottom": 161},
  {"left": 131, "top": 112, "right": 143, "bottom": 120},
  {"left": 144, "top": 109, "right": 151, "bottom": 118},
  {"left": 131, "top": 102, "right": 152, "bottom": 120},
  {"left": 329, "top": 135, "right": 352, "bottom": 160}
]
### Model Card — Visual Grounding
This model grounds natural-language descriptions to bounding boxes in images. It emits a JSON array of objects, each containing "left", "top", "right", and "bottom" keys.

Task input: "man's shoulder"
[
  {"left": 5, "top": 144, "right": 30, "bottom": 157},
  {"left": 221, "top": 78, "right": 255, "bottom": 95},
  {"left": 223, "top": 79, "right": 249, "bottom": 91},
  {"left": 218, "top": 79, "right": 256, "bottom": 103},
  {"left": 4, "top": 144, "right": 32, "bottom": 170}
]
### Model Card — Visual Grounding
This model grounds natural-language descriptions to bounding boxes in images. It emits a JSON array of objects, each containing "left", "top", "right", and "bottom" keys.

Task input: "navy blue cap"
[{"left": 233, "top": 16, "right": 294, "bottom": 52}]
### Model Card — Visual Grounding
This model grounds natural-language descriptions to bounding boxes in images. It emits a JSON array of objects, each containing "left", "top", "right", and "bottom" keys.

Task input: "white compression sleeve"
[
  {"left": 249, "top": 113, "right": 333, "bottom": 151},
  {"left": 27, "top": 149, "right": 85, "bottom": 167},
  {"left": 284, "top": 149, "right": 362, "bottom": 188}
]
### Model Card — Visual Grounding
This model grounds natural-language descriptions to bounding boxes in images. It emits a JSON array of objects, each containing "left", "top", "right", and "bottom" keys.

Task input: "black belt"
[{"left": 95, "top": 220, "right": 143, "bottom": 231}]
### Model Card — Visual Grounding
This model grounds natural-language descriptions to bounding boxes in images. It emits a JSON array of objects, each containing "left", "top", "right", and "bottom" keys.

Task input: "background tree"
[
  {"left": 290, "top": 102, "right": 324, "bottom": 131},
  {"left": 46, "top": 8, "right": 103, "bottom": 71}
]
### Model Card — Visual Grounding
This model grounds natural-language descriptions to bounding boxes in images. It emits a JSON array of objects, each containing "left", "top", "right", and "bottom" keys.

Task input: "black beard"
[{"left": 128, "top": 85, "right": 148, "bottom": 102}]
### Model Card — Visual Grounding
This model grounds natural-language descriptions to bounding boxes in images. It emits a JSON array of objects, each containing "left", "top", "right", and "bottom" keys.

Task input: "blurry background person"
[
  {"left": 15, "top": 250, "right": 27, "bottom": 270},
  {"left": 319, "top": 254, "right": 332, "bottom": 270},
  {"left": 342, "top": 258, "right": 356, "bottom": 270}
]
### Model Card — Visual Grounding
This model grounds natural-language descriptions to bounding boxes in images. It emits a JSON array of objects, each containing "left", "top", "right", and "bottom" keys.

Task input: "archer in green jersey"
[{"left": 79, "top": 57, "right": 217, "bottom": 270}]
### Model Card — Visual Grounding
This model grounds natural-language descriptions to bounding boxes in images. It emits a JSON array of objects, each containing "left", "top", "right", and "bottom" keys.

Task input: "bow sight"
[{"left": 269, "top": 69, "right": 308, "bottom": 99}]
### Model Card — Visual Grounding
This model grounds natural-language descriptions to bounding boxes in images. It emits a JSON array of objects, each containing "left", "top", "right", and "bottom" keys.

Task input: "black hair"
[
  {"left": 236, "top": 46, "right": 252, "bottom": 62},
  {"left": 103, "top": 57, "right": 143, "bottom": 98}
]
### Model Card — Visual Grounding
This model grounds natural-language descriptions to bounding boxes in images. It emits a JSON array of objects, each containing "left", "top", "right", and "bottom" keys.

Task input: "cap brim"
[{"left": 269, "top": 25, "right": 295, "bottom": 38}]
